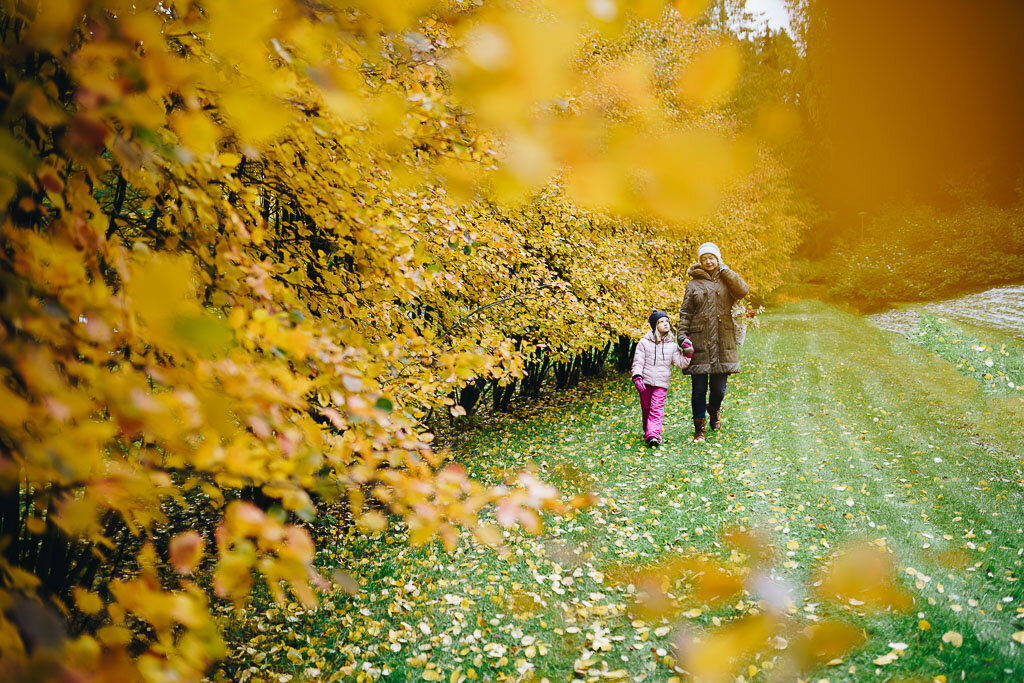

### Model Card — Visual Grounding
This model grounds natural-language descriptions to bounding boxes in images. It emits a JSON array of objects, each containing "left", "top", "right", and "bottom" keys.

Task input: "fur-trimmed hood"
[{"left": 688, "top": 263, "right": 714, "bottom": 280}]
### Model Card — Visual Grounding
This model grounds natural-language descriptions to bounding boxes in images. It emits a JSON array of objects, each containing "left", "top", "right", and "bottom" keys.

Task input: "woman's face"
[
  {"left": 656, "top": 318, "right": 671, "bottom": 335},
  {"left": 700, "top": 253, "right": 719, "bottom": 272}
]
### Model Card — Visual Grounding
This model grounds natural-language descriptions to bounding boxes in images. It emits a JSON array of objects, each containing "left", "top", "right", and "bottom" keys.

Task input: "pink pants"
[{"left": 639, "top": 385, "right": 667, "bottom": 441}]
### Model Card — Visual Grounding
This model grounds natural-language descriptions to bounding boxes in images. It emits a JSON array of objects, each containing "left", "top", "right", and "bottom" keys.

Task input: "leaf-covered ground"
[{"left": 216, "top": 301, "right": 1024, "bottom": 682}]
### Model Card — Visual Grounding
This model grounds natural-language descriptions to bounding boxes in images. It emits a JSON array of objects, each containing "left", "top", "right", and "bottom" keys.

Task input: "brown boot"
[
  {"left": 708, "top": 409, "right": 721, "bottom": 431},
  {"left": 693, "top": 418, "right": 706, "bottom": 442}
]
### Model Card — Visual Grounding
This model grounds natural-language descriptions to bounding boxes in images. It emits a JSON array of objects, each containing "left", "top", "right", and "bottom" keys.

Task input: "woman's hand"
[{"left": 632, "top": 375, "right": 646, "bottom": 393}]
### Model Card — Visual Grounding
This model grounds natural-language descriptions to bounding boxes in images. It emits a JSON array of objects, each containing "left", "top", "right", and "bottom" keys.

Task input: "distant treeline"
[{"left": 796, "top": 199, "right": 1024, "bottom": 309}]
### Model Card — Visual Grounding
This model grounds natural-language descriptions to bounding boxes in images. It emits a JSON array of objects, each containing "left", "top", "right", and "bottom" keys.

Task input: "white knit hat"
[{"left": 697, "top": 242, "right": 723, "bottom": 263}]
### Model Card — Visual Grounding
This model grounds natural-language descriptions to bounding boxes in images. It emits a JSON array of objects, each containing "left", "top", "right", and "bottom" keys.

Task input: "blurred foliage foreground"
[{"left": 0, "top": 0, "right": 809, "bottom": 678}]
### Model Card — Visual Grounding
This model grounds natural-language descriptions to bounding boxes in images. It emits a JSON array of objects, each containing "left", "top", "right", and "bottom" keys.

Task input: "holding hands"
[{"left": 680, "top": 336, "right": 694, "bottom": 358}]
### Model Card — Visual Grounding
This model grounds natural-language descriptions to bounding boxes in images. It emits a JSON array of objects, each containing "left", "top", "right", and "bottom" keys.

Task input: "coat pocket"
[{"left": 721, "top": 318, "right": 737, "bottom": 350}]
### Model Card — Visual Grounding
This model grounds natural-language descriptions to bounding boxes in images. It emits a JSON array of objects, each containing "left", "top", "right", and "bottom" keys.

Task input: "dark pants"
[{"left": 691, "top": 373, "right": 728, "bottom": 419}]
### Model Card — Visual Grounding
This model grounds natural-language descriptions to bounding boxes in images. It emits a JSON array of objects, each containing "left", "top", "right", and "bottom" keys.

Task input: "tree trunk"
[
  {"left": 491, "top": 378, "right": 517, "bottom": 412},
  {"left": 457, "top": 377, "right": 488, "bottom": 416},
  {"left": 614, "top": 335, "right": 636, "bottom": 373},
  {"left": 521, "top": 354, "right": 551, "bottom": 398},
  {"left": 554, "top": 357, "right": 580, "bottom": 390},
  {"left": 0, "top": 461, "right": 20, "bottom": 565}
]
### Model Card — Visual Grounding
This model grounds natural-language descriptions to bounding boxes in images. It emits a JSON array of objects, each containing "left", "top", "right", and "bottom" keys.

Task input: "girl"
[
  {"left": 632, "top": 311, "right": 693, "bottom": 447},
  {"left": 677, "top": 242, "right": 749, "bottom": 442}
]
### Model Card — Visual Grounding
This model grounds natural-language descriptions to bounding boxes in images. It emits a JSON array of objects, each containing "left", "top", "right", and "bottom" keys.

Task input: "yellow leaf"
[
  {"left": 0, "top": 177, "right": 15, "bottom": 208},
  {"left": 221, "top": 88, "right": 292, "bottom": 147},
  {"left": 170, "top": 313, "right": 235, "bottom": 356},
  {"left": 331, "top": 569, "right": 361, "bottom": 596},
  {"left": 207, "top": 0, "right": 279, "bottom": 64},
  {"left": 24, "top": 0, "right": 86, "bottom": 51},
  {"left": 941, "top": 631, "right": 963, "bottom": 648},
  {"left": 73, "top": 587, "right": 104, "bottom": 614},
  {"left": 26, "top": 516, "right": 46, "bottom": 534},
  {"left": 800, "top": 621, "right": 864, "bottom": 665},
  {"left": 682, "top": 614, "right": 774, "bottom": 681},
  {"left": 171, "top": 110, "right": 223, "bottom": 156},
  {"left": 677, "top": 42, "right": 743, "bottom": 106},
  {"left": 358, "top": 512, "right": 388, "bottom": 533},
  {"left": 97, "top": 625, "right": 133, "bottom": 646},
  {"left": 54, "top": 493, "right": 100, "bottom": 537},
  {"left": 217, "top": 152, "right": 242, "bottom": 168},
  {"left": 673, "top": 0, "right": 711, "bottom": 18},
  {"left": 473, "top": 523, "right": 502, "bottom": 546},
  {"left": 168, "top": 530, "right": 205, "bottom": 575},
  {"left": 120, "top": 93, "right": 166, "bottom": 130},
  {"left": 813, "top": 544, "right": 913, "bottom": 612},
  {"left": 129, "top": 253, "right": 196, "bottom": 329},
  {"left": 213, "top": 552, "right": 253, "bottom": 602}
]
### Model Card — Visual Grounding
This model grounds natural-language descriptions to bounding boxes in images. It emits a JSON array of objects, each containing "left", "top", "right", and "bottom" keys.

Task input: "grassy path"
[{"left": 220, "top": 301, "right": 1024, "bottom": 682}]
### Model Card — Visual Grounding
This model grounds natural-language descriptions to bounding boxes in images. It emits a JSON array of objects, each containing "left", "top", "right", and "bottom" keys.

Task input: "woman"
[
  {"left": 632, "top": 311, "right": 692, "bottom": 448},
  {"left": 677, "top": 243, "right": 749, "bottom": 442}
]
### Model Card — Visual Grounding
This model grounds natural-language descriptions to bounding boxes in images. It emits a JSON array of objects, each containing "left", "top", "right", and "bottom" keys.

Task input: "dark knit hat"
[{"left": 649, "top": 311, "right": 669, "bottom": 331}]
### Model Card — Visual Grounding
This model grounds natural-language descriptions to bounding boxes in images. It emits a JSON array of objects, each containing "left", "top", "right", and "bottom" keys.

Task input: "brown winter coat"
[{"left": 677, "top": 263, "right": 749, "bottom": 375}]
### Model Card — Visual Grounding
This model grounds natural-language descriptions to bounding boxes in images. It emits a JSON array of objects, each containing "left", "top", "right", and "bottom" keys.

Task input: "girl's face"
[
  {"left": 700, "top": 253, "right": 719, "bottom": 272},
  {"left": 657, "top": 318, "right": 671, "bottom": 335}
]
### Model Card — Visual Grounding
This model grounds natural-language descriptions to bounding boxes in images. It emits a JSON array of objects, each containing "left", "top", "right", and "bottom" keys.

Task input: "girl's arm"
[
  {"left": 720, "top": 267, "right": 749, "bottom": 300},
  {"left": 671, "top": 343, "right": 691, "bottom": 370}
]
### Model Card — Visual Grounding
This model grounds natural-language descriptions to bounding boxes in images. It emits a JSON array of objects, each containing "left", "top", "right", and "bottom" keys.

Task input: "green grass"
[
  {"left": 214, "top": 300, "right": 1024, "bottom": 683},
  {"left": 906, "top": 313, "right": 1024, "bottom": 395}
]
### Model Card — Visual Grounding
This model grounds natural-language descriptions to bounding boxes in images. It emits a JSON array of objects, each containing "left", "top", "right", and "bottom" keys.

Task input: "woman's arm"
[
  {"left": 719, "top": 267, "right": 749, "bottom": 300},
  {"left": 677, "top": 283, "right": 695, "bottom": 343}
]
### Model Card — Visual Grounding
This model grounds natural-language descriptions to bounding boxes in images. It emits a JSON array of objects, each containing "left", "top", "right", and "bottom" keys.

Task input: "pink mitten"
[
  {"left": 680, "top": 336, "right": 694, "bottom": 358},
  {"left": 632, "top": 375, "right": 646, "bottom": 393}
]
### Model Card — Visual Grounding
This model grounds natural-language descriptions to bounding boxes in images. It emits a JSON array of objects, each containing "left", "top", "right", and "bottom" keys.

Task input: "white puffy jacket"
[{"left": 631, "top": 330, "right": 690, "bottom": 389}]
